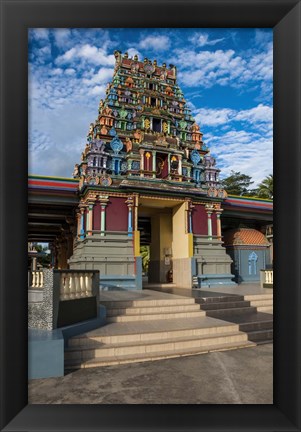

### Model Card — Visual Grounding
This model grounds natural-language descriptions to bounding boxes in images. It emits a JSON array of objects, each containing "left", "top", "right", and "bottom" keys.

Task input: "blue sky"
[{"left": 28, "top": 28, "right": 273, "bottom": 186}]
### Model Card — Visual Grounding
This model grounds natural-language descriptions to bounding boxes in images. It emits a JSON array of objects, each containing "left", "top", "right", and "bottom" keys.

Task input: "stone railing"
[
  {"left": 28, "top": 270, "right": 44, "bottom": 288},
  {"left": 260, "top": 269, "right": 273, "bottom": 288},
  {"left": 59, "top": 272, "right": 93, "bottom": 301},
  {"left": 28, "top": 269, "right": 100, "bottom": 330}
]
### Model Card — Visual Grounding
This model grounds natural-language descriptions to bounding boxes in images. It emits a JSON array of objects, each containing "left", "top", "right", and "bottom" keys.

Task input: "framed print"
[{"left": 0, "top": 0, "right": 300, "bottom": 431}]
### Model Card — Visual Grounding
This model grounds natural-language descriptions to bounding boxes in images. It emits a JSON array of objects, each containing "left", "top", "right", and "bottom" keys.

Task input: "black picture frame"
[{"left": 0, "top": 0, "right": 300, "bottom": 431}]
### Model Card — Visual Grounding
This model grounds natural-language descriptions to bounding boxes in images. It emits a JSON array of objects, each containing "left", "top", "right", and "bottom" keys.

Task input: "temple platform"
[
  {"left": 143, "top": 282, "right": 272, "bottom": 297},
  {"left": 64, "top": 287, "right": 274, "bottom": 370}
]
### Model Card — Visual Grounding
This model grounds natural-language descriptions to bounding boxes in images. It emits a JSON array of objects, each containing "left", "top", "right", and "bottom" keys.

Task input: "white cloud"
[
  {"left": 190, "top": 33, "right": 224, "bottom": 47},
  {"left": 174, "top": 49, "right": 246, "bottom": 87},
  {"left": 29, "top": 99, "right": 96, "bottom": 176},
  {"left": 195, "top": 108, "right": 234, "bottom": 126},
  {"left": 38, "top": 46, "right": 51, "bottom": 56},
  {"left": 138, "top": 35, "right": 170, "bottom": 51},
  {"left": 194, "top": 104, "right": 272, "bottom": 132},
  {"left": 50, "top": 68, "right": 63, "bottom": 76},
  {"left": 88, "top": 85, "right": 107, "bottom": 96},
  {"left": 206, "top": 129, "right": 273, "bottom": 186},
  {"left": 56, "top": 47, "right": 77, "bottom": 63},
  {"left": 194, "top": 104, "right": 273, "bottom": 185},
  {"left": 56, "top": 44, "right": 115, "bottom": 66},
  {"left": 170, "top": 43, "right": 272, "bottom": 90},
  {"left": 53, "top": 28, "right": 72, "bottom": 48},
  {"left": 30, "top": 28, "right": 49, "bottom": 40},
  {"left": 82, "top": 67, "right": 114, "bottom": 86},
  {"left": 65, "top": 68, "right": 76, "bottom": 75},
  {"left": 255, "top": 29, "right": 272, "bottom": 47},
  {"left": 235, "top": 104, "right": 272, "bottom": 124}
]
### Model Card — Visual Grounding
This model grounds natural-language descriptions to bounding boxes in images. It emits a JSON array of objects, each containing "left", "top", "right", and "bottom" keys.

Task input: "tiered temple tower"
[{"left": 69, "top": 51, "right": 235, "bottom": 289}]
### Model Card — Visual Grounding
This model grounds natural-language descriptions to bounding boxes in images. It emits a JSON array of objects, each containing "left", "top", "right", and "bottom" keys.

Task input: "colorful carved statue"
[
  {"left": 144, "top": 119, "right": 150, "bottom": 130},
  {"left": 125, "top": 137, "right": 133, "bottom": 152},
  {"left": 133, "top": 129, "right": 143, "bottom": 143},
  {"left": 84, "top": 143, "right": 91, "bottom": 157},
  {"left": 73, "top": 164, "right": 79, "bottom": 177}
]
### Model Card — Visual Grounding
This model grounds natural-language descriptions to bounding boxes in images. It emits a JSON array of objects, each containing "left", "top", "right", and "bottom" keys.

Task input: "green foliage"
[
  {"left": 257, "top": 174, "right": 273, "bottom": 199},
  {"left": 140, "top": 245, "right": 150, "bottom": 273},
  {"left": 221, "top": 171, "right": 254, "bottom": 196},
  {"left": 33, "top": 242, "right": 51, "bottom": 267},
  {"left": 221, "top": 171, "right": 273, "bottom": 199}
]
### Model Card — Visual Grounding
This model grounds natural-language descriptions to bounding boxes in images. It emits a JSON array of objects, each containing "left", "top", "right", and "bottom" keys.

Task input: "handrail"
[
  {"left": 29, "top": 271, "right": 44, "bottom": 288},
  {"left": 260, "top": 269, "right": 273, "bottom": 287},
  {"left": 59, "top": 271, "right": 93, "bottom": 301}
]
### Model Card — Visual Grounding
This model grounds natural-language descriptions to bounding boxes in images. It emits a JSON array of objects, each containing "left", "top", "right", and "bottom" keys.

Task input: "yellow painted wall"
[
  {"left": 150, "top": 212, "right": 172, "bottom": 261},
  {"left": 134, "top": 230, "right": 140, "bottom": 256},
  {"left": 150, "top": 215, "right": 160, "bottom": 260},
  {"left": 159, "top": 213, "right": 173, "bottom": 260},
  {"left": 172, "top": 203, "right": 190, "bottom": 259}
]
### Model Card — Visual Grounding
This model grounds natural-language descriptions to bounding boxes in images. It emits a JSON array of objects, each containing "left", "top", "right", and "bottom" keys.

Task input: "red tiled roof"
[{"left": 223, "top": 228, "right": 270, "bottom": 246}]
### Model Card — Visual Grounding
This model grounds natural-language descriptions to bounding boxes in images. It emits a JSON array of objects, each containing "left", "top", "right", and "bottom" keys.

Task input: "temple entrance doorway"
[{"left": 138, "top": 197, "right": 192, "bottom": 287}]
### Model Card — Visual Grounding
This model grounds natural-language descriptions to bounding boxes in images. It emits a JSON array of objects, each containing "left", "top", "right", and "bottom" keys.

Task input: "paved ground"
[
  {"left": 28, "top": 343, "right": 273, "bottom": 404},
  {"left": 145, "top": 283, "right": 272, "bottom": 297}
]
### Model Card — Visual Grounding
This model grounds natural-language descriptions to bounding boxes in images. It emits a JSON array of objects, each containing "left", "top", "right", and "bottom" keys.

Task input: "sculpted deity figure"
[
  {"left": 73, "top": 164, "right": 79, "bottom": 177},
  {"left": 84, "top": 143, "right": 91, "bottom": 157},
  {"left": 125, "top": 137, "right": 133, "bottom": 152},
  {"left": 81, "top": 164, "right": 87, "bottom": 175},
  {"left": 98, "top": 99, "right": 104, "bottom": 113},
  {"left": 160, "top": 70, "right": 167, "bottom": 81},
  {"left": 133, "top": 129, "right": 144, "bottom": 143}
]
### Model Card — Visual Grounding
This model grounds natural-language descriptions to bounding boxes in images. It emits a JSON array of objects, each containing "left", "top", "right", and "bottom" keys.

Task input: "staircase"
[
  {"left": 65, "top": 294, "right": 255, "bottom": 370},
  {"left": 197, "top": 293, "right": 273, "bottom": 344},
  {"left": 244, "top": 293, "right": 273, "bottom": 313},
  {"left": 198, "top": 295, "right": 257, "bottom": 317},
  {"left": 104, "top": 296, "right": 205, "bottom": 322}
]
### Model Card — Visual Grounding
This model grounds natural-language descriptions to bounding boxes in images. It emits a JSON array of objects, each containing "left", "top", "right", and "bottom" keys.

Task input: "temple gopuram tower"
[{"left": 68, "top": 51, "right": 235, "bottom": 289}]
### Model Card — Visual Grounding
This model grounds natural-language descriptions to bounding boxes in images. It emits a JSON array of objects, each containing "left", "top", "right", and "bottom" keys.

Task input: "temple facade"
[{"left": 68, "top": 51, "right": 247, "bottom": 289}]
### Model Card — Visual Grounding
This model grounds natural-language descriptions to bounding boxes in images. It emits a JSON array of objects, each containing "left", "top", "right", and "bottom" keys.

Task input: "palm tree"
[
  {"left": 140, "top": 246, "right": 150, "bottom": 274},
  {"left": 257, "top": 174, "right": 273, "bottom": 199}
]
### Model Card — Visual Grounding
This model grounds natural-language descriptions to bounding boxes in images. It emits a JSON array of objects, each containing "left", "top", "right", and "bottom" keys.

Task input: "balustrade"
[
  {"left": 29, "top": 271, "right": 44, "bottom": 288},
  {"left": 260, "top": 269, "right": 273, "bottom": 287},
  {"left": 59, "top": 272, "right": 93, "bottom": 301}
]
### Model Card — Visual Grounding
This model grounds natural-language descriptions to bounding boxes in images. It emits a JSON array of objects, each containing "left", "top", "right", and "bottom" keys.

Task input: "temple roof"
[
  {"left": 223, "top": 228, "right": 270, "bottom": 246},
  {"left": 72, "top": 51, "right": 224, "bottom": 196}
]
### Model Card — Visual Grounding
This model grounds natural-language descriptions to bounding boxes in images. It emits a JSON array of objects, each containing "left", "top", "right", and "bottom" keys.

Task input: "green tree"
[
  {"left": 220, "top": 171, "right": 254, "bottom": 196},
  {"left": 33, "top": 243, "right": 51, "bottom": 267},
  {"left": 257, "top": 174, "right": 273, "bottom": 199},
  {"left": 140, "top": 246, "right": 150, "bottom": 273}
]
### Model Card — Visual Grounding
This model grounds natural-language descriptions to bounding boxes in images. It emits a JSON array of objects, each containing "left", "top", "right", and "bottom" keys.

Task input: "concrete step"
[
  {"left": 244, "top": 294, "right": 273, "bottom": 301},
  {"left": 249, "top": 299, "right": 273, "bottom": 307},
  {"left": 68, "top": 321, "right": 240, "bottom": 347},
  {"left": 198, "top": 295, "right": 244, "bottom": 304},
  {"left": 99, "top": 297, "right": 196, "bottom": 309},
  {"left": 205, "top": 306, "right": 257, "bottom": 318},
  {"left": 65, "top": 336, "right": 255, "bottom": 369},
  {"left": 107, "top": 310, "right": 206, "bottom": 323},
  {"left": 200, "top": 300, "right": 251, "bottom": 311},
  {"left": 256, "top": 306, "right": 273, "bottom": 313},
  {"left": 248, "top": 329, "right": 273, "bottom": 343},
  {"left": 239, "top": 320, "right": 273, "bottom": 333},
  {"left": 106, "top": 303, "right": 201, "bottom": 317},
  {"left": 65, "top": 330, "right": 249, "bottom": 362}
]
